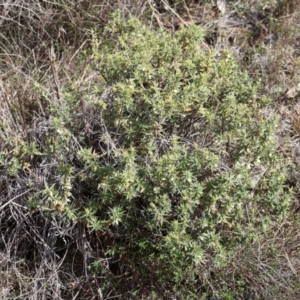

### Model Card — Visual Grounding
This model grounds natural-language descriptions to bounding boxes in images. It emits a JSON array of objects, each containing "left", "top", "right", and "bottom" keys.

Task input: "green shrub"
[{"left": 0, "top": 12, "right": 291, "bottom": 297}]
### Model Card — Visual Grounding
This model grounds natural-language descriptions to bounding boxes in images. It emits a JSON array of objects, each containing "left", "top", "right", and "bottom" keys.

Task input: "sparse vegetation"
[{"left": 0, "top": 1, "right": 300, "bottom": 299}]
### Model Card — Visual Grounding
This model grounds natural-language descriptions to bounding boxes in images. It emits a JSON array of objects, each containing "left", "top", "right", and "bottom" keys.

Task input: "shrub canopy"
[{"left": 0, "top": 12, "right": 290, "bottom": 296}]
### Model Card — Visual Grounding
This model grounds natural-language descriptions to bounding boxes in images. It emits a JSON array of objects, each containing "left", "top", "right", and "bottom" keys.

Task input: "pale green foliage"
[
  {"left": 0, "top": 11, "right": 291, "bottom": 297},
  {"left": 75, "top": 12, "right": 290, "bottom": 288}
]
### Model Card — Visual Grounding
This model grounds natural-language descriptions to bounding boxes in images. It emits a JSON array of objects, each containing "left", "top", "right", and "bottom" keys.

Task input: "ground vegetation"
[{"left": 0, "top": 1, "right": 300, "bottom": 299}]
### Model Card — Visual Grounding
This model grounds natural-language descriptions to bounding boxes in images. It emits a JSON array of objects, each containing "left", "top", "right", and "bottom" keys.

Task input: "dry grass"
[
  {"left": 1, "top": 0, "right": 300, "bottom": 299},
  {"left": 203, "top": 217, "right": 300, "bottom": 299}
]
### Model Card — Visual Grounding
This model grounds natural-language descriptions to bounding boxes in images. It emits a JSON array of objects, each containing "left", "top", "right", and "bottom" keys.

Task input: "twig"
[
  {"left": 0, "top": 188, "right": 33, "bottom": 210},
  {"left": 49, "top": 42, "right": 63, "bottom": 105}
]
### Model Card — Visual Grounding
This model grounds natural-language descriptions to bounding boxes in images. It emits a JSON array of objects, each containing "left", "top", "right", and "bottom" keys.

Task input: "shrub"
[{"left": 0, "top": 12, "right": 291, "bottom": 298}]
